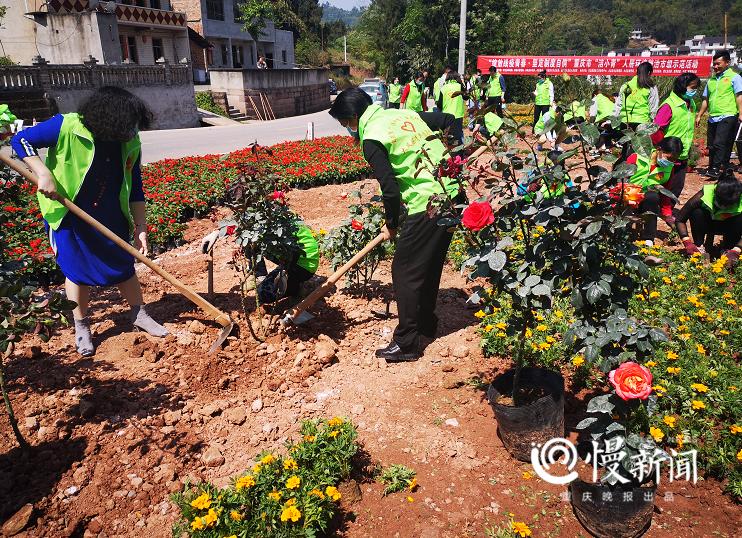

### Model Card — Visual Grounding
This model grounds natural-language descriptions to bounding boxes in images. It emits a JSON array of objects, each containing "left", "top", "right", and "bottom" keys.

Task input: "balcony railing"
[{"left": 36, "top": 1, "right": 187, "bottom": 29}]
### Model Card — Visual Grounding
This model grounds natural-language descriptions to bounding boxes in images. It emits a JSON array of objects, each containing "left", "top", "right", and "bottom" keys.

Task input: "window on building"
[
  {"left": 152, "top": 38, "right": 164, "bottom": 61},
  {"left": 282, "top": 50, "right": 287, "bottom": 65},
  {"left": 220, "top": 44, "right": 228, "bottom": 66},
  {"left": 120, "top": 35, "right": 139, "bottom": 63},
  {"left": 206, "top": 0, "right": 224, "bottom": 20},
  {"left": 233, "top": 0, "right": 244, "bottom": 22},
  {"left": 150, "top": 0, "right": 162, "bottom": 9},
  {"left": 232, "top": 45, "right": 244, "bottom": 68}
]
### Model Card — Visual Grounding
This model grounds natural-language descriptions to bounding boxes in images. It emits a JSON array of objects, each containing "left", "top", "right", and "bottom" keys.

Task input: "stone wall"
[
  {"left": 0, "top": 63, "right": 199, "bottom": 130},
  {"left": 209, "top": 68, "right": 330, "bottom": 118}
]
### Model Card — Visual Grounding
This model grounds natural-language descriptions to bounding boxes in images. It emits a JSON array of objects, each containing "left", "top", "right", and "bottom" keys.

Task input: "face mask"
[
  {"left": 346, "top": 125, "right": 357, "bottom": 135},
  {"left": 538, "top": 78, "right": 544, "bottom": 84},
  {"left": 657, "top": 157, "right": 673, "bottom": 167},
  {"left": 684, "top": 88, "right": 697, "bottom": 99}
]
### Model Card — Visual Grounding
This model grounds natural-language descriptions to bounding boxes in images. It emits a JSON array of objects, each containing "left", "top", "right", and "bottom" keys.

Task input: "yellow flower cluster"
[
  {"left": 328, "top": 417, "right": 344, "bottom": 427},
  {"left": 663, "top": 415, "right": 676, "bottom": 428},
  {"left": 191, "top": 508, "right": 219, "bottom": 531},
  {"left": 190, "top": 492, "right": 212, "bottom": 510},
  {"left": 691, "top": 400, "right": 705, "bottom": 410},
  {"left": 261, "top": 453, "right": 276, "bottom": 465},
  {"left": 286, "top": 475, "right": 301, "bottom": 489},
  {"left": 280, "top": 505, "right": 302, "bottom": 523},
  {"left": 236, "top": 474, "right": 256, "bottom": 491},
  {"left": 730, "top": 425, "right": 742, "bottom": 435},
  {"left": 511, "top": 521, "right": 532, "bottom": 537},
  {"left": 268, "top": 490, "right": 283, "bottom": 502},
  {"left": 325, "top": 486, "right": 342, "bottom": 501},
  {"left": 572, "top": 355, "right": 585, "bottom": 367},
  {"left": 690, "top": 383, "right": 709, "bottom": 393},
  {"left": 283, "top": 458, "right": 298, "bottom": 471},
  {"left": 649, "top": 427, "right": 664, "bottom": 442}
]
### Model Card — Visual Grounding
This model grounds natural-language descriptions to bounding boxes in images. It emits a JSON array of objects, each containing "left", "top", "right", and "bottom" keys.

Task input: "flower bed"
[
  {"left": 1, "top": 136, "right": 369, "bottom": 282},
  {"left": 474, "top": 243, "right": 742, "bottom": 499},
  {"left": 172, "top": 417, "right": 358, "bottom": 537}
]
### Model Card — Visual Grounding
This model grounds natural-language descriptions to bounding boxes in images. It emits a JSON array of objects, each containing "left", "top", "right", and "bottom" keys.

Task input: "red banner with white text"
[{"left": 476, "top": 55, "right": 712, "bottom": 77}]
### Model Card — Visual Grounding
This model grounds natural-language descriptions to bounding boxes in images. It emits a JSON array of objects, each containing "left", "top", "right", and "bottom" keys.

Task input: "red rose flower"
[
  {"left": 441, "top": 155, "right": 465, "bottom": 178},
  {"left": 225, "top": 225, "right": 237, "bottom": 236},
  {"left": 351, "top": 219, "right": 364, "bottom": 231},
  {"left": 608, "top": 362, "right": 653, "bottom": 401},
  {"left": 461, "top": 201, "right": 494, "bottom": 232},
  {"left": 271, "top": 190, "right": 287, "bottom": 204}
]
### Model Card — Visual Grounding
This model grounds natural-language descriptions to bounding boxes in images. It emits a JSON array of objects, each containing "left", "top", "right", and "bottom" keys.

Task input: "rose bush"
[{"left": 609, "top": 362, "right": 653, "bottom": 401}]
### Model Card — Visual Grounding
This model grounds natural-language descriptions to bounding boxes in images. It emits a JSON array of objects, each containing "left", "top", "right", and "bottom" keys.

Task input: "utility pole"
[
  {"left": 457, "top": 0, "right": 467, "bottom": 74},
  {"left": 724, "top": 12, "right": 728, "bottom": 49},
  {"left": 344, "top": 35, "right": 347, "bottom": 63}
]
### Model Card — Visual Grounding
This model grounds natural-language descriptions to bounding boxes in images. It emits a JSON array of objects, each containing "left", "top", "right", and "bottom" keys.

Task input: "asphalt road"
[{"left": 139, "top": 108, "right": 347, "bottom": 163}]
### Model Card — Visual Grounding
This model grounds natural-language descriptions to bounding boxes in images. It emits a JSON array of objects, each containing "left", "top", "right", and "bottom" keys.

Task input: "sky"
[{"left": 324, "top": 0, "right": 369, "bottom": 9}]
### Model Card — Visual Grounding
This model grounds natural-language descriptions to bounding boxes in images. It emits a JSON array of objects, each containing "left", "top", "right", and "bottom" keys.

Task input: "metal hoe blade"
[
  {"left": 208, "top": 322, "right": 236, "bottom": 354},
  {"left": 280, "top": 310, "right": 315, "bottom": 326}
]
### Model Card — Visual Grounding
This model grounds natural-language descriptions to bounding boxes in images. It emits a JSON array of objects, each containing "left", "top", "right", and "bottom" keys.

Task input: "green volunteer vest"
[
  {"left": 487, "top": 74, "right": 503, "bottom": 98},
  {"left": 433, "top": 78, "right": 443, "bottom": 102},
  {"left": 662, "top": 92, "right": 696, "bottom": 161},
  {"left": 628, "top": 153, "right": 673, "bottom": 190},
  {"left": 388, "top": 83, "right": 402, "bottom": 104},
  {"left": 535, "top": 79, "right": 552, "bottom": 106},
  {"left": 470, "top": 76, "right": 481, "bottom": 101},
  {"left": 484, "top": 112, "right": 503, "bottom": 136},
  {"left": 523, "top": 176, "right": 568, "bottom": 203},
  {"left": 39, "top": 113, "right": 141, "bottom": 231},
  {"left": 359, "top": 104, "right": 459, "bottom": 215},
  {"left": 563, "top": 101, "right": 586, "bottom": 123},
  {"left": 621, "top": 76, "right": 651, "bottom": 124},
  {"left": 295, "top": 224, "right": 319, "bottom": 273},
  {"left": 442, "top": 80, "right": 466, "bottom": 119},
  {"left": 701, "top": 184, "right": 742, "bottom": 221},
  {"left": 406, "top": 83, "right": 424, "bottom": 112},
  {"left": 594, "top": 93, "right": 614, "bottom": 123},
  {"left": 707, "top": 68, "right": 739, "bottom": 118},
  {"left": 534, "top": 106, "right": 556, "bottom": 134}
]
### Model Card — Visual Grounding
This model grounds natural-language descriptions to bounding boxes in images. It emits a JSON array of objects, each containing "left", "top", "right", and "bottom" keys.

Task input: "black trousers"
[
  {"left": 534, "top": 104, "right": 550, "bottom": 126},
  {"left": 255, "top": 258, "right": 313, "bottom": 303},
  {"left": 638, "top": 191, "right": 660, "bottom": 241},
  {"left": 689, "top": 209, "right": 742, "bottom": 249},
  {"left": 388, "top": 102, "right": 400, "bottom": 109},
  {"left": 487, "top": 96, "right": 503, "bottom": 117},
  {"left": 707, "top": 117, "right": 738, "bottom": 171},
  {"left": 667, "top": 160, "right": 688, "bottom": 207},
  {"left": 391, "top": 209, "right": 458, "bottom": 350}
]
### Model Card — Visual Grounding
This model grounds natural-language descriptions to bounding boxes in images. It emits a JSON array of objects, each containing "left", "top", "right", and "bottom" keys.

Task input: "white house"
[{"left": 684, "top": 35, "right": 738, "bottom": 64}]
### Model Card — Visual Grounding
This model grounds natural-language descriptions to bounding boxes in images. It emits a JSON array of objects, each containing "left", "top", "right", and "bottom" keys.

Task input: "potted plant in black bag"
[{"left": 572, "top": 361, "right": 668, "bottom": 538}]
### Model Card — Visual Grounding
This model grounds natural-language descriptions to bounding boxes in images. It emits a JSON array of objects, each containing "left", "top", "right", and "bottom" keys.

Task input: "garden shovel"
[
  {"left": 0, "top": 153, "right": 235, "bottom": 354},
  {"left": 281, "top": 232, "right": 386, "bottom": 326}
]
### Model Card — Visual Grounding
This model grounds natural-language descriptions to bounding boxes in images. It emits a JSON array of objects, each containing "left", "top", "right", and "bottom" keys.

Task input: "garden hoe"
[
  {"left": 0, "top": 153, "right": 235, "bottom": 354},
  {"left": 281, "top": 232, "right": 386, "bottom": 326}
]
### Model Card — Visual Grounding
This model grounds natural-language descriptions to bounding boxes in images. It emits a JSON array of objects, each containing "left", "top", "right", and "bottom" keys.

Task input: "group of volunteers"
[{"left": 9, "top": 50, "right": 741, "bottom": 362}]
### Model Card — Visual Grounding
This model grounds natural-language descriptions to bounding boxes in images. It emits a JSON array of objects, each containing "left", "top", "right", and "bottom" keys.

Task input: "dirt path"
[{"left": 1, "top": 152, "right": 739, "bottom": 538}]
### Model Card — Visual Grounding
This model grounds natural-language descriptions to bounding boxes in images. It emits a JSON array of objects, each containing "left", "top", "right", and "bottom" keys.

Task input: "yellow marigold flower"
[
  {"left": 645, "top": 361, "right": 657, "bottom": 367},
  {"left": 190, "top": 517, "right": 205, "bottom": 531},
  {"left": 252, "top": 463, "right": 262, "bottom": 474},
  {"left": 691, "top": 382, "right": 709, "bottom": 393},
  {"left": 572, "top": 355, "right": 585, "bottom": 367},
  {"left": 696, "top": 309, "right": 707, "bottom": 318},
  {"left": 730, "top": 386, "right": 738, "bottom": 392},
  {"left": 286, "top": 475, "right": 301, "bottom": 490},
  {"left": 261, "top": 453, "right": 276, "bottom": 465},
  {"left": 474, "top": 310, "right": 486, "bottom": 319},
  {"left": 667, "top": 367, "right": 681, "bottom": 375},
  {"left": 319, "top": 228, "right": 327, "bottom": 235},
  {"left": 236, "top": 475, "right": 256, "bottom": 491},
  {"left": 497, "top": 331, "right": 507, "bottom": 337},
  {"left": 649, "top": 427, "right": 664, "bottom": 442},
  {"left": 677, "top": 433, "right": 684, "bottom": 449},
  {"left": 538, "top": 342, "right": 552, "bottom": 350},
  {"left": 484, "top": 324, "right": 494, "bottom": 332},
  {"left": 691, "top": 400, "right": 705, "bottom": 410},
  {"left": 649, "top": 291, "right": 660, "bottom": 299},
  {"left": 653, "top": 385, "right": 667, "bottom": 396},
  {"left": 230, "top": 510, "right": 244, "bottom": 522},
  {"left": 309, "top": 488, "right": 325, "bottom": 499},
  {"left": 268, "top": 490, "right": 283, "bottom": 502},
  {"left": 329, "top": 430, "right": 340, "bottom": 438},
  {"left": 635, "top": 294, "right": 646, "bottom": 301},
  {"left": 730, "top": 425, "right": 742, "bottom": 435},
  {"left": 737, "top": 449, "right": 742, "bottom": 463},
  {"left": 546, "top": 335, "right": 556, "bottom": 344},
  {"left": 190, "top": 492, "right": 211, "bottom": 510},
  {"left": 536, "top": 324, "right": 548, "bottom": 331},
  {"left": 525, "top": 328, "right": 533, "bottom": 338},
  {"left": 202, "top": 508, "right": 218, "bottom": 527},
  {"left": 678, "top": 333, "right": 691, "bottom": 340},
  {"left": 699, "top": 284, "right": 710, "bottom": 292},
  {"left": 535, "top": 312, "right": 545, "bottom": 321},
  {"left": 657, "top": 267, "right": 667, "bottom": 273},
  {"left": 226, "top": 535, "right": 237, "bottom": 538},
  {"left": 663, "top": 416, "right": 676, "bottom": 428},
  {"left": 284, "top": 459, "right": 298, "bottom": 471},
  {"left": 677, "top": 324, "right": 688, "bottom": 332},
  {"left": 687, "top": 295, "right": 701, "bottom": 307},
  {"left": 535, "top": 225, "right": 546, "bottom": 233},
  {"left": 696, "top": 344, "right": 706, "bottom": 355},
  {"left": 407, "top": 477, "right": 418, "bottom": 491},
  {"left": 304, "top": 435, "right": 316, "bottom": 442},
  {"left": 285, "top": 498, "right": 296, "bottom": 506},
  {"left": 709, "top": 370, "right": 718, "bottom": 378},
  {"left": 728, "top": 299, "right": 738, "bottom": 306},
  {"left": 328, "top": 417, "right": 344, "bottom": 427},
  {"left": 511, "top": 521, "right": 533, "bottom": 537},
  {"left": 496, "top": 321, "right": 507, "bottom": 330},
  {"left": 716, "top": 277, "right": 727, "bottom": 284},
  {"left": 679, "top": 315, "right": 690, "bottom": 322},
  {"left": 554, "top": 310, "right": 564, "bottom": 318},
  {"left": 662, "top": 276, "right": 672, "bottom": 285},
  {"left": 325, "top": 486, "right": 341, "bottom": 501},
  {"left": 677, "top": 274, "right": 686, "bottom": 280},
  {"left": 666, "top": 350, "right": 678, "bottom": 360},
  {"left": 280, "top": 505, "right": 302, "bottom": 523},
  {"left": 522, "top": 471, "right": 533, "bottom": 479}
]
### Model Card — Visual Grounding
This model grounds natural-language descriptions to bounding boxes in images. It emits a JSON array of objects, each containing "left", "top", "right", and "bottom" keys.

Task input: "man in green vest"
[
  {"left": 438, "top": 72, "right": 467, "bottom": 141},
  {"left": 533, "top": 70, "right": 554, "bottom": 128},
  {"left": 675, "top": 170, "right": 742, "bottom": 266},
  {"left": 388, "top": 77, "right": 403, "bottom": 109},
  {"left": 401, "top": 72, "right": 428, "bottom": 112},
  {"left": 434, "top": 66, "right": 453, "bottom": 110},
  {"left": 486, "top": 66, "right": 506, "bottom": 117},
  {"left": 328, "top": 88, "right": 466, "bottom": 362},
  {"left": 695, "top": 50, "right": 742, "bottom": 178},
  {"left": 590, "top": 89, "right": 618, "bottom": 150}
]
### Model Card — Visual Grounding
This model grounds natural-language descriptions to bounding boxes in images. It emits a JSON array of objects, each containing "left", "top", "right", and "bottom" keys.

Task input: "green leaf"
[
  {"left": 578, "top": 123, "right": 600, "bottom": 146},
  {"left": 587, "top": 394, "right": 615, "bottom": 414},
  {"left": 576, "top": 417, "right": 599, "bottom": 430},
  {"left": 531, "top": 284, "right": 551, "bottom": 296},
  {"left": 488, "top": 251, "right": 507, "bottom": 272}
]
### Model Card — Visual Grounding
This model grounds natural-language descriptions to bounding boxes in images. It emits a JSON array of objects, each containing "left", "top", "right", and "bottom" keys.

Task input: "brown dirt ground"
[{"left": 1, "top": 139, "right": 740, "bottom": 538}]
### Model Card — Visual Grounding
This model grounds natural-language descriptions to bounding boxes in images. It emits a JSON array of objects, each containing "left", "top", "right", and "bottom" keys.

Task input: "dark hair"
[
  {"left": 489, "top": 66, "right": 497, "bottom": 73},
  {"left": 415, "top": 71, "right": 424, "bottom": 80},
  {"left": 672, "top": 72, "right": 701, "bottom": 97},
  {"left": 328, "top": 88, "right": 372, "bottom": 120},
  {"left": 538, "top": 70, "right": 547, "bottom": 77},
  {"left": 79, "top": 86, "right": 152, "bottom": 141},
  {"left": 658, "top": 136, "right": 683, "bottom": 157},
  {"left": 713, "top": 50, "right": 731, "bottom": 62},
  {"left": 444, "top": 65, "right": 453, "bottom": 72},
  {"left": 446, "top": 71, "right": 461, "bottom": 82},
  {"left": 715, "top": 169, "right": 742, "bottom": 207},
  {"left": 476, "top": 69, "right": 482, "bottom": 74},
  {"left": 636, "top": 61, "right": 655, "bottom": 89}
]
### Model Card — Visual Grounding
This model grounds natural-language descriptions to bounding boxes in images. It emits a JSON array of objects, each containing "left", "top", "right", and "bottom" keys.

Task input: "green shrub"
[{"left": 195, "top": 91, "right": 227, "bottom": 117}]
